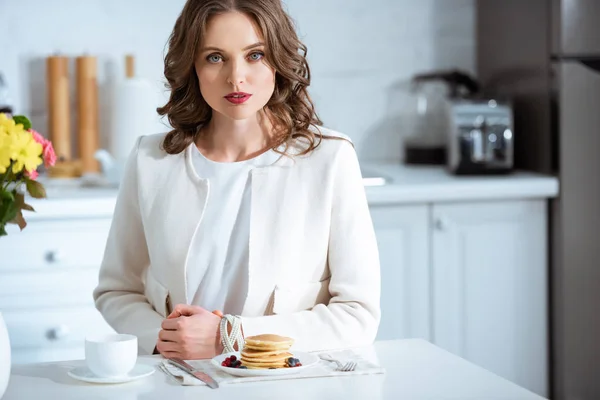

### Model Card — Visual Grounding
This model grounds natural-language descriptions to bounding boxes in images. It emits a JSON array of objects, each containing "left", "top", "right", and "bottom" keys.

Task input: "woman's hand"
[{"left": 156, "top": 304, "right": 222, "bottom": 359}]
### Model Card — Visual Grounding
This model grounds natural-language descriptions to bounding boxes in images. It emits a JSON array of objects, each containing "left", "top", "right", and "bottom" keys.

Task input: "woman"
[{"left": 93, "top": 0, "right": 380, "bottom": 360}]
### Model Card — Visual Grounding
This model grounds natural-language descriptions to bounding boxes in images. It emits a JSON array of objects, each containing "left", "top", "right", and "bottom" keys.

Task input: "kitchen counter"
[
  {"left": 24, "top": 164, "right": 559, "bottom": 219},
  {"left": 362, "top": 164, "right": 559, "bottom": 205},
  {"left": 2, "top": 339, "right": 546, "bottom": 400}
]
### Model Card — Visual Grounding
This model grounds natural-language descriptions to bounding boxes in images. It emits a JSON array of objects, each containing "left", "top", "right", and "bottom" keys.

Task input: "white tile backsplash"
[{"left": 1, "top": 0, "right": 474, "bottom": 162}]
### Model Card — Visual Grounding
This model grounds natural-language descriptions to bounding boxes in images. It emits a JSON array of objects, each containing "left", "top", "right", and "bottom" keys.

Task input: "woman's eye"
[
  {"left": 248, "top": 52, "right": 264, "bottom": 61},
  {"left": 207, "top": 54, "right": 222, "bottom": 63}
]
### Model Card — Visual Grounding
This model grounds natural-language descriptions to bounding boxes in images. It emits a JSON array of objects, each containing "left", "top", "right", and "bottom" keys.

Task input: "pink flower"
[
  {"left": 42, "top": 141, "right": 57, "bottom": 167},
  {"left": 30, "top": 129, "right": 57, "bottom": 167},
  {"left": 26, "top": 169, "right": 39, "bottom": 180}
]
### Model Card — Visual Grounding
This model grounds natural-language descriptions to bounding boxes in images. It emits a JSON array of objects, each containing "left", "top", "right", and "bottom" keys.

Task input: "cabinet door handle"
[
  {"left": 46, "top": 325, "right": 71, "bottom": 341},
  {"left": 45, "top": 250, "right": 62, "bottom": 264},
  {"left": 434, "top": 217, "right": 448, "bottom": 231}
]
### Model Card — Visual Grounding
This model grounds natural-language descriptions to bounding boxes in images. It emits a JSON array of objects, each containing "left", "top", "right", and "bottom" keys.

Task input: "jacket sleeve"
[
  {"left": 93, "top": 136, "right": 163, "bottom": 354},
  {"left": 241, "top": 140, "right": 381, "bottom": 351}
]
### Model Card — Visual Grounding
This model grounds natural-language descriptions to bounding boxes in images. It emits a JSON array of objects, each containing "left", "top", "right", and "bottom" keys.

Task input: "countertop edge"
[{"left": 366, "top": 177, "right": 559, "bottom": 205}]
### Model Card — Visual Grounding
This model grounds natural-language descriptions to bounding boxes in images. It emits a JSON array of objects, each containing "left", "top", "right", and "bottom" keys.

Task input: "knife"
[{"left": 168, "top": 358, "right": 219, "bottom": 389}]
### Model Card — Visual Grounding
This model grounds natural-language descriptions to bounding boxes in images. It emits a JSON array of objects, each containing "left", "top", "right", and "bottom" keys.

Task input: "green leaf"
[
  {"left": 8, "top": 209, "right": 27, "bottom": 230},
  {"left": 14, "top": 192, "right": 25, "bottom": 206},
  {"left": 0, "top": 189, "right": 17, "bottom": 225},
  {"left": 0, "top": 189, "right": 12, "bottom": 202},
  {"left": 14, "top": 192, "right": 34, "bottom": 211},
  {"left": 0, "top": 223, "right": 7, "bottom": 237},
  {"left": 14, "top": 191, "right": 35, "bottom": 215},
  {"left": 25, "top": 179, "right": 46, "bottom": 199},
  {"left": 5, "top": 192, "right": 33, "bottom": 231},
  {"left": 12, "top": 115, "right": 32, "bottom": 131}
]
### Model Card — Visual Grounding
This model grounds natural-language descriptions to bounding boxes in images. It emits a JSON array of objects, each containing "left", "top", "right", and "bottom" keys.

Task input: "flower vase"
[{"left": 0, "top": 312, "right": 10, "bottom": 398}]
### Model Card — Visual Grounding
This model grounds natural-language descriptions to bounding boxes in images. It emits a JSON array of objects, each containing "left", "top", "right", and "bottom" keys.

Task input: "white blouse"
[{"left": 187, "top": 146, "right": 281, "bottom": 314}]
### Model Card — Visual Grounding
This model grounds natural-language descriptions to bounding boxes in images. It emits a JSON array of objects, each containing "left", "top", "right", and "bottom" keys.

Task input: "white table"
[{"left": 3, "top": 339, "right": 546, "bottom": 399}]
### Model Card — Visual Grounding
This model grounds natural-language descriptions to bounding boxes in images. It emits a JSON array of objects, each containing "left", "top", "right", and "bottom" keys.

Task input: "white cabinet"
[
  {"left": 0, "top": 218, "right": 115, "bottom": 364},
  {"left": 431, "top": 200, "right": 547, "bottom": 397},
  {"left": 374, "top": 199, "right": 548, "bottom": 397},
  {"left": 371, "top": 204, "right": 430, "bottom": 342}
]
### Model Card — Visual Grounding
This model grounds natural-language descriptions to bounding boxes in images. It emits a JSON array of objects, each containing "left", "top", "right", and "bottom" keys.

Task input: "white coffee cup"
[{"left": 85, "top": 333, "right": 138, "bottom": 378}]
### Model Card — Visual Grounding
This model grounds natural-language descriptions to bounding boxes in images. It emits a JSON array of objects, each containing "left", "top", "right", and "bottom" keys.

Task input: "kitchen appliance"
[
  {"left": 447, "top": 98, "right": 514, "bottom": 175},
  {"left": 108, "top": 54, "right": 161, "bottom": 163},
  {"left": 477, "top": 1, "right": 600, "bottom": 398},
  {"left": 402, "top": 69, "right": 480, "bottom": 165}
]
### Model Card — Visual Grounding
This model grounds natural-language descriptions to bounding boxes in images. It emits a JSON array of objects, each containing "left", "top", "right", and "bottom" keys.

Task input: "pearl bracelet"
[{"left": 219, "top": 314, "right": 244, "bottom": 353}]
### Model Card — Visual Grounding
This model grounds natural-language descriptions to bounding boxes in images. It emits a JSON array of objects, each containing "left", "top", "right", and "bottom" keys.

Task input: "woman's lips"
[{"left": 224, "top": 92, "right": 252, "bottom": 104}]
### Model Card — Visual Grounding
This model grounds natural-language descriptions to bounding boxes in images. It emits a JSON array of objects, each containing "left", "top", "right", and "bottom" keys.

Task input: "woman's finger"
[
  {"left": 158, "top": 329, "right": 179, "bottom": 342},
  {"left": 157, "top": 339, "right": 180, "bottom": 353},
  {"left": 161, "top": 317, "right": 184, "bottom": 330},
  {"left": 171, "top": 304, "right": 205, "bottom": 317}
]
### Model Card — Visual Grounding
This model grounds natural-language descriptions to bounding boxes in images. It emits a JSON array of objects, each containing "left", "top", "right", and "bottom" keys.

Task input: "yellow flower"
[
  {"left": 0, "top": 113, "right": 43, "bottom": 175},
  {"left": 0, "top": 113, "right": 19, "bottom": 132},
  {"left": 10, "top": 130, "right": 43, "bottom": 174},
  {"left": 0, "top": 131, "right": 11, "bottom": 174}
]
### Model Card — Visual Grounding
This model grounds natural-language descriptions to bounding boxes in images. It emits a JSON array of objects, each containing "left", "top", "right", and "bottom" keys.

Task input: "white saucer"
[{"left": 68, "top": 363, "right": 155, "bottom": 384}]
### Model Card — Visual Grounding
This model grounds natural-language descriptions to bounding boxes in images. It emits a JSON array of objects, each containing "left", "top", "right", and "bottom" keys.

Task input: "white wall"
[{"left": 1, "top": 0, "right": 475, "bottom": 163}]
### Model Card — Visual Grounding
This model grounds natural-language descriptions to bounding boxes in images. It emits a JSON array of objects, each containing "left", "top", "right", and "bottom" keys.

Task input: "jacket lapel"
[
  {"left": 242, "top": 164, "right": 297, "bottom": 315},
  {"left": 146, "top": 145, "right": 208, "bottom": 306}
]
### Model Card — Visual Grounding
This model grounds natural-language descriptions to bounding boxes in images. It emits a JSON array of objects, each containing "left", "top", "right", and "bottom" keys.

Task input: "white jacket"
[{"left": 93, "top": 127, "right": 381, "bottom": 354}]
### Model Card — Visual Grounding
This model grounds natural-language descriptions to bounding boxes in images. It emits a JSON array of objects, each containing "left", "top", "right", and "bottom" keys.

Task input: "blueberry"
[
  {"left": 287, "top": 357, "right": 297, "bottom": 367},
  {"left": 233, "top": 360, "right": 242, "bottom": 368},
  {"left": 239, "top": 366, "right": 248, "bottom": 369},
  {"left": 269, "top": 367, "right": 276, "bottom": 369}
]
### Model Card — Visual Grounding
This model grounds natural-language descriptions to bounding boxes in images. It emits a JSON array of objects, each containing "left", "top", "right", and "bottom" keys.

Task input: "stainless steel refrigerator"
[{"left": 477, "top": 1, "right": 600, "bottom": 399}]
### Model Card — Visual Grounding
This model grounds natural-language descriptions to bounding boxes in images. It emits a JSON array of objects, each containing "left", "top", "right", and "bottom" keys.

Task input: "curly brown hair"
[{"left": 157, "top": 0, "right": 331, "bottom": 156}]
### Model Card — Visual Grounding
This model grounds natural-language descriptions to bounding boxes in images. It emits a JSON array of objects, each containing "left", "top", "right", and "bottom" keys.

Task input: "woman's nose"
[{"left": 226, "top": 59, "right": 246, "bottom": 86}]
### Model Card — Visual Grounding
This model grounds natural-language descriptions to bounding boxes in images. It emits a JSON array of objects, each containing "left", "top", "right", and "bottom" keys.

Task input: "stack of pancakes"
[{"left": 240, "top": 334, "right": 295, "bottom": 369}]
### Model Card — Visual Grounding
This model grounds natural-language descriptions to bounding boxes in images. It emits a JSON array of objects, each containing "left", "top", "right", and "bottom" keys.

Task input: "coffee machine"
[
  {"left": 446, "top": 98, "right": 514, "bottom": 175},
  {"left": 402, "top": 69, "right": 480, "bottom": 165},
  {"left": 401, "top": 68, "right": 514, "bottom": 174}
]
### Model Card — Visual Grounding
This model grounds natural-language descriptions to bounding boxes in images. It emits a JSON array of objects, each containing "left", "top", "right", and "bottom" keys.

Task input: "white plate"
[
  {"left": 68, "top": 363, "right": 156, "bottom": 384},
  {"left": 211, "top": 351, "right": 318, "bottom": 377}
]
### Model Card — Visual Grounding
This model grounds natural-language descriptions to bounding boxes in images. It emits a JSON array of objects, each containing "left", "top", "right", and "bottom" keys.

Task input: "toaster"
[{"left": 447, "top": 98, "right": 514, "bottom": 175}]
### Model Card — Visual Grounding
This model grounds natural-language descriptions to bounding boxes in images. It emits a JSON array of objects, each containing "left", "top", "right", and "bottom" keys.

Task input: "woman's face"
[{"left": 195, "top": 12, "right": 276, "bottom": 121}]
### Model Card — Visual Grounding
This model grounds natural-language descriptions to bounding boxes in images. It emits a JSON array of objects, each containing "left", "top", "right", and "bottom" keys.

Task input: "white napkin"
[{"left": 160, "top": 349, "right": 385, "bottom": 386}]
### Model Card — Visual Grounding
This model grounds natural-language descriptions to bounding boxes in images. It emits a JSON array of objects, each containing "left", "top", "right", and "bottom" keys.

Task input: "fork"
[{"left": 319, "top": 353, "right": 357, "bottom": 372}]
